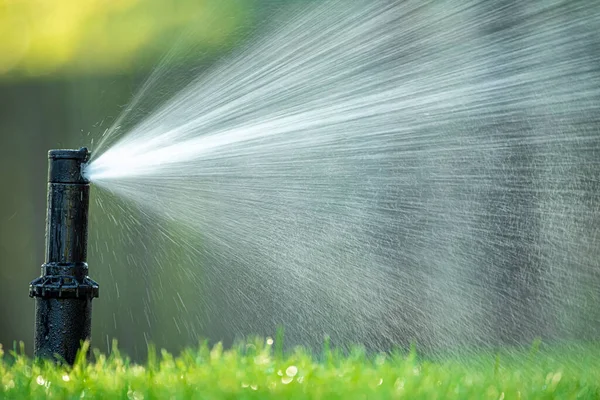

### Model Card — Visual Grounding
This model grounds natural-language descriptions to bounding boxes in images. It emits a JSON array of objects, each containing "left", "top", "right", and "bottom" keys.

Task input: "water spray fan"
[{"left": 29, "top": 148, "right": 99, "bottom": 364}]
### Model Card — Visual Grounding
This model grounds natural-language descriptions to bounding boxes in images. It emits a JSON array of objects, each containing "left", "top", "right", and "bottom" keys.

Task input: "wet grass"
[{"left": 1, "top": 338, "right": 599, "bottom": 399}]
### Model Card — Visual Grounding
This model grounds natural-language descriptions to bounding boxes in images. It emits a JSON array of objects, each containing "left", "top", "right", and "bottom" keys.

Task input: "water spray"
[
  {"left": 85, "top": 0, "right": 600, "bottom": 350},
  {"left": 29, "top": 148, "right": 99, "bottom": 364}
]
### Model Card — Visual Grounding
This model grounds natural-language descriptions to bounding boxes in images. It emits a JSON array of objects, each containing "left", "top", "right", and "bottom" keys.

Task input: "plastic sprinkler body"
[{"left": 29, "top": 148, "right": 99, "bottom": 364}]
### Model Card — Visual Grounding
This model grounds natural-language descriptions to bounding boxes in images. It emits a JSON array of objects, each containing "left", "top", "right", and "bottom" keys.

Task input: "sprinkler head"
[
  {"left": 47, "top": 147, "right": 90, "bottom": 184},
  {"left": 29, "top": 147, "right": 99, "bottom": 364}
]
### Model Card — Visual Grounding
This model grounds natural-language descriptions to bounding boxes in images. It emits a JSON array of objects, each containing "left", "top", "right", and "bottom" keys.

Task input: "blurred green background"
[{"left": 0, "top": 0, "right": 307, "bottom": 357}]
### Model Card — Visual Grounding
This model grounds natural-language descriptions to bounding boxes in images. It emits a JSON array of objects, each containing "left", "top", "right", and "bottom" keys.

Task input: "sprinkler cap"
[{"left": 48, "top": 147, "right": 90, "bottom": 184}]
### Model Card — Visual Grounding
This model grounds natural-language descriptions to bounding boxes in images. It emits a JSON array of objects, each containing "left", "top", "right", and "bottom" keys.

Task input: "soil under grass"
[{"left": 1, "top": 339, "right": 599, "bottom": 399}]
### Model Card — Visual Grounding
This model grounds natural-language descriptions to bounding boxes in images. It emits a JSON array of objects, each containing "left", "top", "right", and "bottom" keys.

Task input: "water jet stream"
[{"left": 85, "top": 0, "right": 600, "bottom": 351}]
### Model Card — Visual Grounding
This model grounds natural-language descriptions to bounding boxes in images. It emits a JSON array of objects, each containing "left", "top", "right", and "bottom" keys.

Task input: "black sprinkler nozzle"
[{"left": 29, "top": 147, "right": 99, "bottom": 364}]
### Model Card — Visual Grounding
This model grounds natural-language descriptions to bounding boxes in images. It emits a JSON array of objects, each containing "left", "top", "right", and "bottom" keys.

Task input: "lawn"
[{"left": 1, "top": 338, "right": 599, "bottom": 399}]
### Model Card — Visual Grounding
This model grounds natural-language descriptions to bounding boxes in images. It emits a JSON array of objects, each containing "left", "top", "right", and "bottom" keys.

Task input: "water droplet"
[{"left": 127, "top": 390, "right": 144, "bottom": 400}]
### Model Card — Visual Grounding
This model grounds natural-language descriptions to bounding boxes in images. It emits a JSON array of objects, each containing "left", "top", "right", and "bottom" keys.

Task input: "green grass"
[{"left": 1, "top": 338, "right": 599, "bottom": 399}]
